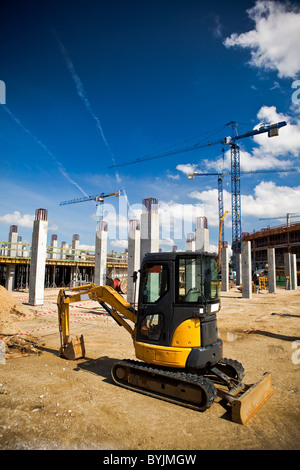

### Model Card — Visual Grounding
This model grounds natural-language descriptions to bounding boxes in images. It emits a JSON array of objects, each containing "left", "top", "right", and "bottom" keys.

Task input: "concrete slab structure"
[
  {"left": 127, "top": 219, "right": 140, "bottom": 305},
  {"left": 94, "top": 220, "right": 107, "bottom": 286},
  {"left": 267, "top": 247, "right": 276, "bottom": 293},
  {"left": 29, "top": 209, "right": 48, "bottom": 305},
  {"left": 242, "top": 240, "right": 252, "bottom": 299},
  {"left": 140, "top": 198, "right": 159, "bottom": 263},
  {"left": 195, "top": 216, "right": 209, "bottom": 252}
]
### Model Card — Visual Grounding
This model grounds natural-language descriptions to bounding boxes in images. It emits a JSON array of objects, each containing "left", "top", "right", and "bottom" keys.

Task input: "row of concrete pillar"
[
  {"left": 6, "top": 201, "right": 296, "bottom": 306},
  {"left": 3, "top": 199, "right": 212, "bottom": 306},
  {"left": 221, "top": 242, "right": 298, "bottom": 298}
]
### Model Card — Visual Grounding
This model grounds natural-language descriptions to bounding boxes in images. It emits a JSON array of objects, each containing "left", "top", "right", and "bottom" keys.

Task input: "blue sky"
[{"left": 1, "top": 0, "right": 300, "bottom": 253}]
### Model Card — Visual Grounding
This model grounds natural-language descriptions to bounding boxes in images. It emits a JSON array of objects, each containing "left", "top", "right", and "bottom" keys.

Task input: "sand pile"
[{"left": 0, "top": 285, "right": 36, "bottom": 336}]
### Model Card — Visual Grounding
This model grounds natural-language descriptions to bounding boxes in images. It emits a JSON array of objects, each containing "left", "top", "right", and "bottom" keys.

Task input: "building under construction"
[{"left": 242, "top": 220, "right": 300, "bottom": 279}]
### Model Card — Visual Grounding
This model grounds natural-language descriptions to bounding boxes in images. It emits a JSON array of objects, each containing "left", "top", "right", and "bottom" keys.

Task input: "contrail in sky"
[
  {"left": 53, "top": 30, "right": 130, "bottom": 208},
  {"left": 2, "top": 105, "right": 89, "bottom": 197}
]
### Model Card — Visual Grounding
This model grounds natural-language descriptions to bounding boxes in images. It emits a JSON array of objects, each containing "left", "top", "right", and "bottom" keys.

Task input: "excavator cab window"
[
  {"left": 140, "top": 313, "right": 164, "bottom": 341},
  {"left": 177, "top": 255, "right": 219, "bottom": 304},
  {"left": 141, "top": 263, "right": 169, "bottom": 304}
]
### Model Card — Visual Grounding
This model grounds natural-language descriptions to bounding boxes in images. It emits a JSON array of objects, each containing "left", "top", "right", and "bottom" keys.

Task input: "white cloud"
[
  {"left": 110, "top": 239, "right": 128, "bottom": 249},
  {"left": 188, "top": 189, "right": 232, "bottom": 226},
  {"left": 176, "top": 163, "right": 198, "bottom": 176},
  {"left": 160, "top": 237, "right": 175, "bottom": 247},
  {"left": 252, "top": 106, "right": 300, "bottom": 158},
  {"left": 212, "top": 15, "right": 223, "bottom": 39},
  {"left": 188, "top": 181, "right": 300, "bottom": 223},
  {"left": 0, "top": 211, "right": 34, "bottom": 228},
  {"left": 167, "top": 172, "right": 180, "bottom": 180},
  {"left": 224, "top": 0, "right": 300, "bottom": 79},
  {"left": 0, "top": 211, "right": 58, "bottom": 232},
  {"left": 241, "top": 181, "right": 300, "bottom": 218},
  {"left": 79, "top": 244, "right": 95, "bottom": 251}
]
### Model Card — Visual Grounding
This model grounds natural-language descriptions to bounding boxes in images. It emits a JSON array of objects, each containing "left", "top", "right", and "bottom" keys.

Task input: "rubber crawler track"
[
  {"left": 111, "top": 359, "right": 217, "bottom": 412},
  {"left": 216, "top": 358, "right": 245, "bottom": 381}
]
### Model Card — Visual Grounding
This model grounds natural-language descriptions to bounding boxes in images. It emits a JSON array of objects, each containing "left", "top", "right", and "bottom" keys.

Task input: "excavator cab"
[{"left": 134, "top": 252, "right": 223, "bottom": 369}]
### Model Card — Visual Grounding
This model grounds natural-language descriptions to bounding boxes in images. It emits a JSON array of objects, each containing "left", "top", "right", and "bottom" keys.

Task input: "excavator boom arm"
[{"left": 57, "top": 283, "right": 137, "bottom": 359}]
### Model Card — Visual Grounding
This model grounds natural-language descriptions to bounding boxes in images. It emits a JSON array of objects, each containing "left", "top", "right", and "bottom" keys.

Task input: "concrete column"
[
  {"left": 267, "top": 247, "right": 276, "bottom": 294},
  {"left": 241, "top": 240, "right": 252, "bottom": 299},
  {"left": 95, "top": 220, "right": 107, "bottom": 286},
  {"left": 8, "top": 225, "right": 18, "bottom": 257},
  {"left": 236, "top": 253, "right": 242, "bottom": 286},
  {"left": 5, "top": 265, "right": 16, "bottom": 291},
  {"left": 29, "top": 208, "right": 48, "bottom": 306},
  {"left": 140, "top": 198, "right": 159, "bottom": 263},
  {"left": 291, "top": 254, "right": 297, "bottom": 290},
  {"left": 61, "top": 241, "right": 67, "bottom": 260},
  {"left": 70, "top": 266, "right": 78, "bottom": 288},
  {"left": 185, "top": 233, "right": 195, "bottom": 252},
  {"left": 221, "top": 245, "right": 229, "bottom": 292},
  {"left": 284, "top": 252, "right": 292, "bottom": 290},
  {"left": 195, "top": 216, "right": 209, "bottom": 252},
  {"left": 127, "top": 219, "right": 141, "bottom": 305},
  {"left": 17, "top": 236, "right": 23, "bottom": 257},
  {"left": 22, "top": 244, "right": 29, "bottom": 258},
  {"left": 5, "top": 225, "right": 18, "bottom": 291},
  {"left": 72, "top": 234, "right": 80, "bottom": 261},
  {"left": 50, "top": 234, "right": 58, "bottom": 260}
]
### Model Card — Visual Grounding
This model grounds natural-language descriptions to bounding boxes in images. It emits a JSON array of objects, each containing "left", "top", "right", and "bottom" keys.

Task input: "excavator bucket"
[
  {"left": 59, "top": 335, "right": 85, "bottom": 360},
  {"left": 228, "top": 372, "right": 273, "bottom": 424}
]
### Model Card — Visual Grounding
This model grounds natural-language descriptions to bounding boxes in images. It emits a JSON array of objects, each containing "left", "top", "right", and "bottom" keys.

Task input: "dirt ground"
[{"left": 0, "top": 285, "right": 299, "bottom": 450}]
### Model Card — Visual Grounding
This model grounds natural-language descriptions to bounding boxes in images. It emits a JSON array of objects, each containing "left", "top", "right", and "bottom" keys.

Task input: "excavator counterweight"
[{"left": 57, "top": 252, "right": 273, "bottom": 424}]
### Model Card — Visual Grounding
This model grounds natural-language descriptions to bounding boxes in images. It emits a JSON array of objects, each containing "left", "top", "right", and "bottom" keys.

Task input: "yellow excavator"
[{"left": 57, "top": 251, "right": 273, "bottom": 424}]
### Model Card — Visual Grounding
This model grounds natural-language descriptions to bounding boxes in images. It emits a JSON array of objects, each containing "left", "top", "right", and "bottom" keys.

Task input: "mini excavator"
[{"left": 57, "top": 251, "right": 273, "bottom": 424}]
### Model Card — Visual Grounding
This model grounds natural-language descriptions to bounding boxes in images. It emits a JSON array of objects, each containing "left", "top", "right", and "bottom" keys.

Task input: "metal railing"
[{"left": 0, "top": 241, "right": 128, "bottom": 265}]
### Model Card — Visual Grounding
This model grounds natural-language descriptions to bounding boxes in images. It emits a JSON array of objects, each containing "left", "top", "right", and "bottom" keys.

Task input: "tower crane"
[
  {"left": 189, "top": 168, "right": 299, "bottom": 244},
  {"left": 109, "top": 120, "right": 287, "bottom": 269},
  {"left": 60, "top": 190, "right": 122, "bottom": 221},
  {"left": 259, "top": 213, "right": 300, "bottom": 226}
]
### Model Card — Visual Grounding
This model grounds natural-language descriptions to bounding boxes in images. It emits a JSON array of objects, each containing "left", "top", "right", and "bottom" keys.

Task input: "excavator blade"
[
  {"left": 230, "top": 372, "right": 273, "bottom": 424},
  {"left": 59, "top": 335, "right": 85, "bottom": 360}
]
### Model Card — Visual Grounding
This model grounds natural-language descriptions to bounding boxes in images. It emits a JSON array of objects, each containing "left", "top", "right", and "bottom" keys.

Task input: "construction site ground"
[{"left": 0, "top": 285, "right": 299, "bottom": 451}]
